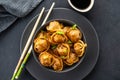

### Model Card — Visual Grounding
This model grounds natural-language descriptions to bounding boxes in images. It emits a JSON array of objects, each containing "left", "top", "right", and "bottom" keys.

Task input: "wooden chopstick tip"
[{"left": 52, "top": 2, "right": 55, "bottom": 7}]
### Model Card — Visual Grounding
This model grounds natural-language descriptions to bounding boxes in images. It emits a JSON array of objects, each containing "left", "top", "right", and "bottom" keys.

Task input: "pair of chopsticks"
[{"left": 11, "top": 2, "right": 55, "bottom": 80}]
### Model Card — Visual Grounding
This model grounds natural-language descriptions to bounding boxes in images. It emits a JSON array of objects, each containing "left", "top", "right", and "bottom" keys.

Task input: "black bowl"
[{"left": 32, "top": 19, "right": 87, "bottom": 73}]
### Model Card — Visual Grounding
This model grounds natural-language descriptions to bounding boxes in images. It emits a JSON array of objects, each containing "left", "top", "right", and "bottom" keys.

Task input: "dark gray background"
[{"left": 0, "top": 0, "right": 120, "bottom": 80}]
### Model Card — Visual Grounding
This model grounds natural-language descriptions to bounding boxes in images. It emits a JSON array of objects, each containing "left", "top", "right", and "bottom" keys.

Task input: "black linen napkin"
[{"left": 0, "top": 0, "right": 43, "bottom": 32}]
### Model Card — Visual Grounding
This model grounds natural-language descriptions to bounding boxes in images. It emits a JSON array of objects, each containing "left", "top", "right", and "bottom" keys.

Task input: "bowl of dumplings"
[{"left": 32, "top": 19, "right": 87, "bottom": 73}]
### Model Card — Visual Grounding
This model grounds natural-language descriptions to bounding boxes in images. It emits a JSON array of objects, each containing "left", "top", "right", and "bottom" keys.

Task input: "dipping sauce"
[{"left": 71, "top": 0, "right": 91, "bottom": 9}]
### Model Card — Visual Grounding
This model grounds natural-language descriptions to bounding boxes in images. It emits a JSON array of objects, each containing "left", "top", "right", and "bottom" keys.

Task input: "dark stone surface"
[{"left": 0, "top": 0, "right": 120, "bottom": 80}]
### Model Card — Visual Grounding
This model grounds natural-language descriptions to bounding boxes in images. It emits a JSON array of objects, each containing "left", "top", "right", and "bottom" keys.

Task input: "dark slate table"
[{"left": 0, "top": 0, "right": 120, "bottom": 80}]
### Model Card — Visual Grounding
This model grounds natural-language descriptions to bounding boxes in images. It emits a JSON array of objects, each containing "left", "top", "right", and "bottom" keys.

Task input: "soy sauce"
[{"left": 71, "top": 0, "right": 91, "bottom": 9}]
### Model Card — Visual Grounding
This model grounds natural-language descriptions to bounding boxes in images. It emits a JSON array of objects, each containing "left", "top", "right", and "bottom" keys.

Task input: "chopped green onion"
[
  {"left": 72, "top": 24, "right": 77, "bottom": 29},
  {"left": 64, "top": 49, "right": 68, "bottom": 53},
  {"left": 43, "top": 36, "right": 47, "bottom": 39},
  {"left": 60, "top": 56, "right": 66, "bottom": 59},
  {"left": 67, "top": 40, "right": 72, "bottom": 44},
  {"left": 51, "top": 45, "right": 57, "bottom": 49},
  {"left": 40, "top": 30, "right": 45, "bottom": 32},
  {"left": 56, "top": 31, "right": 64, "bottom": 35}
]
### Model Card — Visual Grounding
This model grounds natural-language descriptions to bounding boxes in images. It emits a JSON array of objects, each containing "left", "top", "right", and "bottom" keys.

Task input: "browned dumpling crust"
[
  {"left": 37, "top": 31, "right": 47, "bottom": 39},
  {"left": 56, "top": 43, "right": 70, "bottom": 59},
  {"left": 49, "top": 30, "right": 68, "bottom": 44},
  {"left": 52, "top": 55, "right": 63, "bottom": 71},
  {"left": 67, "top": 26, "right": 82, "bottom": 43},
  {"left": 46, "top": 21, "right": 63, "bottom": 32},
  {"left": 64, "top": 52, "right": 79, "bottom": 66},
  {"left": 63, "top": 26, "right": 70, "bottom": 34},
  {"left": 39, "top": 51, "right": 54, "bottom": 67},
  {"left": 74, "top": 40, "right": 87, "bottom": 57},
  {"left": 34, "top": 38, "right": 50, "bottom": 53}
]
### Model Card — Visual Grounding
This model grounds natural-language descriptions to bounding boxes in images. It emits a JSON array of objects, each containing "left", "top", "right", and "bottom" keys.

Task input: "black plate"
[{"left": 20, "top": 8, "right": 99, "bottom": 80}]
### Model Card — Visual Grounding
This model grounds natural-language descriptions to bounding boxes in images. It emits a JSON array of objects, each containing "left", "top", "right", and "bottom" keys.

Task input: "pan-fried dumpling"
[
  {"left": 67, "top": 25, "right": 82, "bottom": 43},
  {"left": 37, "top": 31, "right": 47, "bottom": 39},
  {"left": 39, "top": 51, "right": 54, "bottom": 67},
  {"left": 46, "top": 21, "right": 63, "bottom": 32},
  {"left": 63, "top": 26, "right": 70, "bottom": 34},
  {"left": 34, "top": 38, "right": 50, "bottom": 53},
  {"left": 74, "top": 40, "right": 87, "bottom": 57},
  {"left": 49, "top": 31, "right": 68, "bottom": 44},
  {"left": 52, "top": 55, "right": 63, "bottom": 71},
  {"left": 64, "top": 52, "right": 79, "bottom": 65},
  {"left": 56, "top": 43, "right": 70, "bottom": 59},
  {"left": 37, "top": 31, "right": 53, "bottom": 41}
]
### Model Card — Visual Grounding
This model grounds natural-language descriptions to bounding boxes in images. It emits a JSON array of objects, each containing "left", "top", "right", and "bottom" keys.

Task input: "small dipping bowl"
[{"left": 68, "top": 0, "right": 94, "bottom": 12}]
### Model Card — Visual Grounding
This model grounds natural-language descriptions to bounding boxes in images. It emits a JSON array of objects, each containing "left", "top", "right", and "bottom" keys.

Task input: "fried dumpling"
[
  {"left": 64, "top": 52, "right": 79, "bottom": 66},
  {"left": 46, "top": 21, "right": 63, "bottom": 32},
  {"left": 67, "top": 25, "right": 82, "bottom": 43},
  {"left": 52, "top": 55, "right": 63, "bottom": 71},
  {"left": 74, "top": 40, "right": 87, "bottom": 57},
  {"left": 56, "top": 43, "right": 70, "bottom": 59},
  {"left": 39, "top": 51, "right": 54, "bottom": 67},
  {"left": 63, "top": 26, "right": 70, "bottom": 34},
  {"left": 37, "top": 31, "right": 53, "bottom": 41},
  {"left": 49, "top": 31, "right": 68, "bottom": 44},
  {"left": 37, "top": 31, "right": 47, "bottom": 39},
  {"left": 34, "top": 38, "right": 50, "bottom": 53}
]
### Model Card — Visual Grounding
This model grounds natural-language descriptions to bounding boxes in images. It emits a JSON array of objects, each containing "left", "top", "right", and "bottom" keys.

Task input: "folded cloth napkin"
[{"left": 0, "top": 0, "right": 43, "bottom": 32}]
